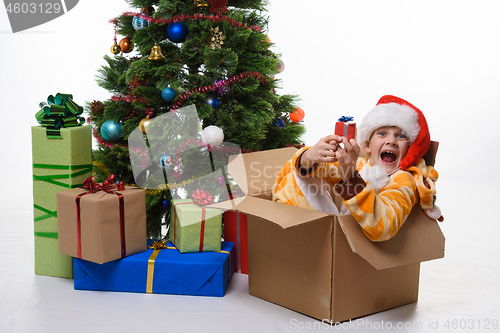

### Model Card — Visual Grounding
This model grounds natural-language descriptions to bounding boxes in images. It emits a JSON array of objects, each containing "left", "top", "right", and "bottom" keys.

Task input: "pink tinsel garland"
[
  {"left": 171, "top": 71, "right": 266, "bottom": 110},
  {"left": 113, "top": 12, "right": 262, "bottom": 33}
]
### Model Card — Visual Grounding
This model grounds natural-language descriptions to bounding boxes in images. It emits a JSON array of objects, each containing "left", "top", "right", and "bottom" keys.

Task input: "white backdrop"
[{"left": 1, "top": 1, "right": 500, "bottom": 332}]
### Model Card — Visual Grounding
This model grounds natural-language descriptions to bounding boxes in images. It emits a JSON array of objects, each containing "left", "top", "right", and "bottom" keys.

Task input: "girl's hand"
[
  {"left": 300, "top": 135, "right": 342, "bottom": 170},
  {"left": 335, "top": 138, "right": 361, "bottom": 182}
]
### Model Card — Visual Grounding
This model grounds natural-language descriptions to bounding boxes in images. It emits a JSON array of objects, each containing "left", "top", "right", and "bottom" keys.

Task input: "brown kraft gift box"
[
  {"left": 212, "top": 143, "right": 444, "bottom": 322},
  {"left": 57, "top": 185, "right": 147, "bottom": 264}
]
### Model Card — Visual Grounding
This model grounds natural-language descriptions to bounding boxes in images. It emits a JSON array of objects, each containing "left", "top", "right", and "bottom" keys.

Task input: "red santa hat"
[{"left": 357, "top": 95, "right": 431, "bottom": 170}]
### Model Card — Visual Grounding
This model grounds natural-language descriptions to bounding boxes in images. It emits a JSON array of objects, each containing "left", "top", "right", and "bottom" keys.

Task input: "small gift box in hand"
[{"left": 334, "top": 116, "right": 356, "bottom": 141}]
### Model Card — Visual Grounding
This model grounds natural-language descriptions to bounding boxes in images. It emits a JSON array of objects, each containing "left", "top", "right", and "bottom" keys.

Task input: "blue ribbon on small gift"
[{"left": 338, "top": 116, "right": 354, "bottom": 122}]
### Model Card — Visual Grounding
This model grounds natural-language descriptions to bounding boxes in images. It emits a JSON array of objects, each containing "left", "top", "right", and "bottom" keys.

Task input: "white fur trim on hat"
[{"left": 357, "top": 102, "right": 420, "bottom": 151}]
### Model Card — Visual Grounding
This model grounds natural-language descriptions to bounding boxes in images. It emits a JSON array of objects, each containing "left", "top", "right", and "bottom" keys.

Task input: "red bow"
[
  {"left": 81, "top": 175, "right": 124, "bottom": 193},
  {"left": 76, "top": 175, "right": 126, "bottom": 259},
  {"left": 191, "top": 189, "right": 214, "bottom": 206}
]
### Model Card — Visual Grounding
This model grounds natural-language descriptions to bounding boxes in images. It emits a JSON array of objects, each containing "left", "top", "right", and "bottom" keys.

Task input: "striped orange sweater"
[{"left": 273, "top": 147, "right": 439, "bottom": 241}]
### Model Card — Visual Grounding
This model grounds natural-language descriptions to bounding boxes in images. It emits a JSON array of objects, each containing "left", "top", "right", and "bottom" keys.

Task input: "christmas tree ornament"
[
  {"left": 124, "top": 109, "right": 138, "bottom": 120},
  {"left": 274, "top": 117, "right": 285, "bottom": 128},
  {"left": 119, "top": 37, "right": 134, "bottom": 53},
  {"left": 160, "top": 196, "right": 170, "bottom": 210},
  {"left": 100, "top": 120, "right": 123, "bottom": 142},
  {"left": 209, "top": 0, "right": 228, "bottom": 15},
  {"left": 159, "top": 152, "right": 175, "bottom": 168},
  {"left": 204, "top": 96, "right": 220, "bottom": 109},
  {"left": 201, "top": 125, "right": 224, "bottom": 147},
  {"left": 138, "top": 116, "right": 151, "bottom": 134},
  {"left": 132, "top": 16, "right": 150, "bottom": 30},
  {"left": 209, "top": 26, "right": 225, "bottom": 50},
  {"left": 194, "top": 0, "right": 209, "bottom": 8},
  {"left": 110, "top": 42, "right": 120, "bottom": 54},
  {"left": 161, "top": 87, "right": 176, "bottom": 102},
  {"left": 90, "top": 100, "right": 104, "bottom": 115},
  {"left": 141, "top": 6, "right": 154, "bottom": 15},
  {"left": 148, "top": 42, "right": 165, "bottom": 61},
  {"left": 277, "top": 59, "right": 285, "bottom": 73},
  {"left": 214, "top": 80, "right": 230, "bottom": 97},
  {"left": 166, "top": 22, "right": 189, "bottom": 43},
  {"left": 129, "top": 74, "right": 147, "bottom": 92},
  {"left": 290, "top": 107, "right": 305, "bottom": 122}
]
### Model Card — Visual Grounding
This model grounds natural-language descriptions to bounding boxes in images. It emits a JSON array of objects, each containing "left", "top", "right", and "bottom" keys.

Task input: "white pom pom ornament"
[{"left": 201, "top": 125, "right": 224, "bottom": 147}]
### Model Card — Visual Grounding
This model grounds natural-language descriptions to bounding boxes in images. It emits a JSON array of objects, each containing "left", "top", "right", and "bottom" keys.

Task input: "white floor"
[{"left": 1, "top": 207, "right": 499, "bottom": 333}]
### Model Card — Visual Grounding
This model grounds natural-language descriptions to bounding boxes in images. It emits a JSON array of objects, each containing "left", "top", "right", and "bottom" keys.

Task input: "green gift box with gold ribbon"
[
  {"left": 32, "top": 93, "right": 92, "bottom": 278},
  {"left": 170, "top": 199, "right": 223, "bottom": 253}
]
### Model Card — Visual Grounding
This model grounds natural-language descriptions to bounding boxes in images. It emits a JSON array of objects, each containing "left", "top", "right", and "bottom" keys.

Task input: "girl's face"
[{"left": 364, "top": 126, "right": 410, "bottom": 174}]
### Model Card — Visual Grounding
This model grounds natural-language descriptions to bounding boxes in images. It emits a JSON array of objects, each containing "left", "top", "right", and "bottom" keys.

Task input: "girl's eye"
[
  {"left": 397, "top": 134, "right": 407, "bottom": 139},
  {"left": 377, "top": 131, "right": 386, "bottom": 136}
]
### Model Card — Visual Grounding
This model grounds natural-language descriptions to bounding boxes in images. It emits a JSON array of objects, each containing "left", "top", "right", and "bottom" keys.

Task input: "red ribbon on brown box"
[{"left": 75, "top": 175, "right": 126, "bottom": 259}]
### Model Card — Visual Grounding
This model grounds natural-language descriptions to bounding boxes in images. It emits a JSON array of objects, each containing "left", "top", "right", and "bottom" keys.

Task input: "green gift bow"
[{"left": 35, "top": 93, "right": 85, "bottom": 139}]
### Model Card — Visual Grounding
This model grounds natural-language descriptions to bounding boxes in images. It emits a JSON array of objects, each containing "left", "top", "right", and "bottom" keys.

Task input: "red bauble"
[
  {"left": 119, "top": 37, "right": 134, "bottom": 53},
  {"left": 290, "top": 107, "right": 305, "bottom": 122}
]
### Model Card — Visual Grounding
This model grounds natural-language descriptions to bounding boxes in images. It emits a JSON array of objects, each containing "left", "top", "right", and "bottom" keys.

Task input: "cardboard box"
[
  {"left": 214, "top": 144, "right": 444, "bottom": 322},
  {"left": 32, "top": 125, "right": 93, "bottom": 278},
  {"left": 57, "top": 185, "right": 147, "bottom": 264},
  {"left": 73, "top": 240, "right": 235, "bottom": 297}
]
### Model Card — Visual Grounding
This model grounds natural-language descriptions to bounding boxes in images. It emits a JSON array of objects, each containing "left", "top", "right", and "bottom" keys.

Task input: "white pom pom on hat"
[{"left": 357, "top": 95, "right": 431, "bottom": 170}]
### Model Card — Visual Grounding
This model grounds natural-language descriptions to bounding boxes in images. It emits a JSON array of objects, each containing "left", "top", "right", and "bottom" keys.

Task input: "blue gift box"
[{"left": 74, "top": 240, "right": 234, "bottom": 297}]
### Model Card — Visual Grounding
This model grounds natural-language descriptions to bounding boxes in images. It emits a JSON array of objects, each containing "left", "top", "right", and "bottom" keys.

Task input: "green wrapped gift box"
[
  {"left": 32, "top": 125, "right": 92, "bottom": 278},
  {"left": 170, "top": 199, "right": 222, "bottom": 253}
]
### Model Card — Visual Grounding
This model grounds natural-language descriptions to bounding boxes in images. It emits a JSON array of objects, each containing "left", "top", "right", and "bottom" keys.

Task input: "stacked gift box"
[
  {"left": 32, "top": 93, "right": 92, "bottom": 278},
  {"left": 55, "top": 176, "right": 234, "bottom": 297},
  {"left": 32, "top": 96, "right": 234, "bottom": 297},
  {"left": 60, "top": 185, "right": 233, "bottom": 296}
]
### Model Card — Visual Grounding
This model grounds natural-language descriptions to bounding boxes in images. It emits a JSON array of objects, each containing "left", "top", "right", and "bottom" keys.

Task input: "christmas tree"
[{"left": 88, "top": 0, "right": 306, "bottom": 239}]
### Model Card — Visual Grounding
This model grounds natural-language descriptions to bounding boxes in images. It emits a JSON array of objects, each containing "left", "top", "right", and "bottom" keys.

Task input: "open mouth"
[{"left": 380, "top": 151, "right": 398, "bottom": 164}]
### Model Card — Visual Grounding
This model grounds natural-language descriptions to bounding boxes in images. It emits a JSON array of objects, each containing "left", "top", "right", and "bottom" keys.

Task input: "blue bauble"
[
  {"left": 166, "top": 22, "right": 189, "bottom": 43},
  {"left": 205, "top": 96, "right": 220, "bottom": 109},
  {"left": 100, "top": 120, "right": 123, "bottom": 142},
  {"left": 274, "top": 118, "right": 285, "bottom": 128},
  {"left": 132, "top": 16, "right": 150, "bottom": 30},
  {"left": 160, "top": 197, "right": 170, "bottom": 210},
  {"left": 161, "top": 87, "right": 176, "bottom": 102},
  {"left": 158, "top": 152, "right": 175, "bottom": 168}
]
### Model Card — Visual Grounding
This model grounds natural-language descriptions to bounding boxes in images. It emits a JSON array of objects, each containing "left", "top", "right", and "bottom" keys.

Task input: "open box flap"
[
  {"left": 228, "top": 147, "right": 298, "bottom": 198},
  {"left": 337, "top": 207, "right": 445, "bottom": 270},
  {"left": 210, "top": 196, "right": 331, "bottom": 229}
]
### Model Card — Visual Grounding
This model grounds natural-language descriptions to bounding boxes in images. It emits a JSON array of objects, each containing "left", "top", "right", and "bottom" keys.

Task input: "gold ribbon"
[
  {"left": 146, "top": 241, "right": 232, "bottom": 294},
  {"left": 146, "top": 240, "right": 177, "bottom": 294},
  {"left": 216, "top": 250, "right": 232, "bottom": 281}
]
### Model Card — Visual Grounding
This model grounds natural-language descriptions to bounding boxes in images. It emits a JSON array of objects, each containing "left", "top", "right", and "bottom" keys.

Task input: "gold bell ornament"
[{"left": 148, "top": 42, "right": 165, "bottom": 61}]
